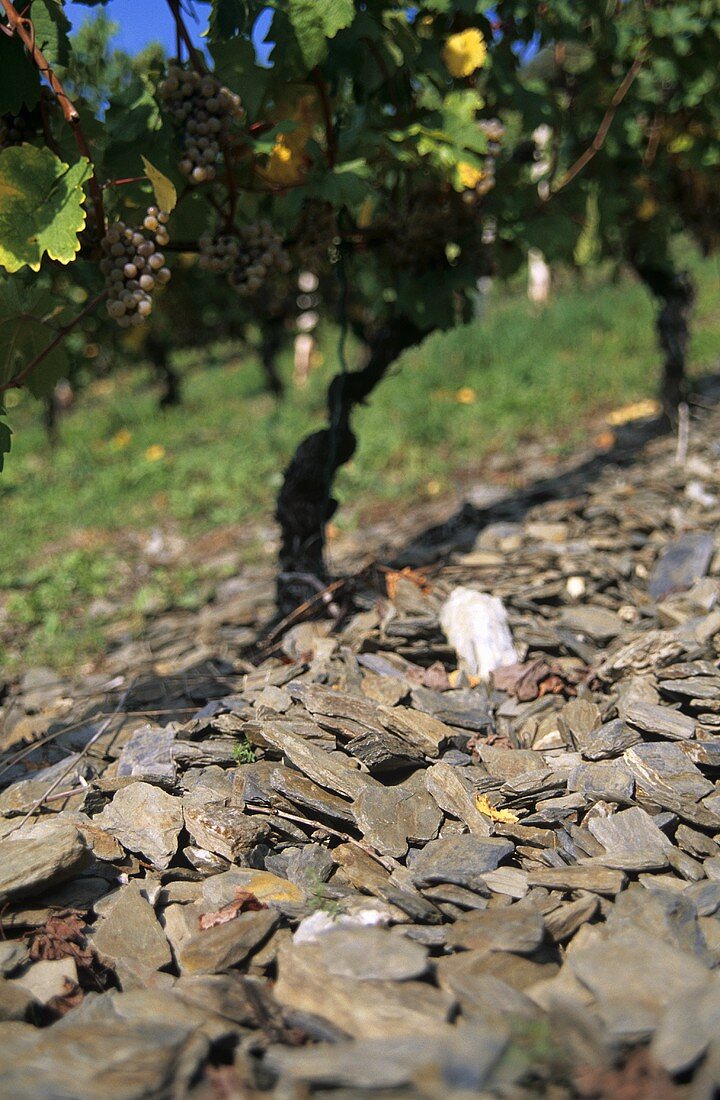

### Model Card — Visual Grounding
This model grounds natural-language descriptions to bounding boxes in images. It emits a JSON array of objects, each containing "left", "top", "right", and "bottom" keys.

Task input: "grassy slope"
[{"left": 1, "top": 255, "right": 718, "bottom": 674}]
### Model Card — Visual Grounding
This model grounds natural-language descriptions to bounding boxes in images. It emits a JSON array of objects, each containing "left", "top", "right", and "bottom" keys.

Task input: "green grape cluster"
[
  {"left": 158, "top": 63, "right": 242, "bottom": 185},
  {"left": 198, "top": 231, "right": 240, "bottom": 274},
  {"left": 0, "top": 112, "right": 30, "bottom": 148},
  {"left": 101, "top": 206, "right": 171, "bottom": 327},
  {"left": 294, "top": 203, "right": 339, "bottom": 273},
  {"left": 228, "top": 221, "right": 292, "bottom": 297}
]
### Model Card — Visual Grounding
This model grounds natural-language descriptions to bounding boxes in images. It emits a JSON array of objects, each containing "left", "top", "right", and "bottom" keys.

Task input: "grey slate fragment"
[
  {"left": 577, "top": 719, "right": 642, "bottom": 760},
  {"left": 269, "top": 767, "right": 356, "bottom": 824},
  {"left": 423, "top": 762, "right": 491, "bottom": 836},
  {"left": 0, "top": 977, "right": 36, "bottom": 1021},
  {"left": 354, "top": 783, "right": 441, "bottom": 858},
  {"left": 345, "top": 728, "right": 424, "bottom": 774},
  {"left": 624, "top": 700, "right": 696, "bottom": 741},
  {"left": 623, "top": 743, "right": 717, "bottom": 824},
  {"left": 93, "top": 782, "right": 183, "bottom": 869},
  {"left": 567, "top": 762, "right": 635, "bottom": 804},
  {"left": 255, "top": 723, "right": 371, "bottom": 800},
  {"left": 183, "top": 801, "right": 270, "bottom": 863},
  {"left": 586, "top": 807, "right": 671, "bottom": 871},
  {"left": 90, "top": 882, "right": 173, "bottom": 989},
  {"left": 116, "top": 724, "right": 177, "bottom": 780},
  {"left": 0, "top": 826, "right": 91, "bottom": 904},
  {"left": 445, "top": 905, "right": 545, "bottom": 954},
  {"left": 653, "top": 974, "right": 720, "bottom": 1074},
  {"left": 293, "top": 928, "right": 429, "bottom": 982},
  {"left": 409, "top": 835, "right": 514, "bottom": 890},
  {"left": 526, "top": 866, "right": 626, "bottom": 896},
  {"left": 176, "top": 909, "right": 279, "bottom": 974},
  {"left": 648, "top": 532, "right": 715, "bottom": 601}
]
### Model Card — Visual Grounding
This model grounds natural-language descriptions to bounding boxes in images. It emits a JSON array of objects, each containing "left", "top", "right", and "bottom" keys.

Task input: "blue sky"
[{"left": 65, "top": 2, "right": 274, "bottom": 61}]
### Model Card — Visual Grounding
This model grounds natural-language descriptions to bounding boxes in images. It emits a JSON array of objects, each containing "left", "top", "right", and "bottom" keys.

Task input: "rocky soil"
[{"left": 2, "top": 398, "right": 720, "bottom": 1098}]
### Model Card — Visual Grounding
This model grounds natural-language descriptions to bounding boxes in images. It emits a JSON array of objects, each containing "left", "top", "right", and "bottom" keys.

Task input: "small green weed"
[{"left": 232, "top": 737, "right": 256, "bottom": 764}]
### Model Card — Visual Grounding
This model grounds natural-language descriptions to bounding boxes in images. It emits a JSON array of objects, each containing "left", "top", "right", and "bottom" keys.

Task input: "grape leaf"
[
  {"left": 0, "top": 283, "right": 68, "bottom": 394},
  {"left": 31, "top": 0, "right": 72, "bottom": 68},
  {"left": 0, "top": 34, "right": 41, "bottom": 115},
  {"left": 209, "top": 0, "right": 251, "bottom": 39},
  {"left": 288, "top": 0, "right": 356, "bottom": 68},
  {"left": 141, "top": 157, "right": 177, "bottom": 214},
  {"left": 0, "top": 147, "right": 91, "bottom": 273}
]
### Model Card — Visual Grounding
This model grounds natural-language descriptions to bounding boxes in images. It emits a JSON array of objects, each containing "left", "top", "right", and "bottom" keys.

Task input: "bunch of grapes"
[
  {"left": 101, "top": 206, "right": 171, "bottom": 327},
  {"left": 198, "top": 231, "right": 240, "bottom": 274},
  {"left": 0, "top": 111, "right": 31, "bottom": 149},
  {"left": 293, "top": 203, "right": 339, "bottom": 273},
  {"left": 158, "top": 63, "right": 242, "bottom": 185},
  {"left": 227, "top": 221, "right": 292, "bottom": 297}
]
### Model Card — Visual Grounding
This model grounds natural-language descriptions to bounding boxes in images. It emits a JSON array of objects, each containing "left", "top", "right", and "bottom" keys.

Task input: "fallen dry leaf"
[
  {"left": 475, "top": 793, "right": 519, "bottom": 824},
  {"left": 199, "top": 889, "right": 266, "bottom": 930},
  {"left": 385, "top": 566, "right": 433, "bottom": 601},
  {"left": 606, "top": 398, "right": 661, "bottom": 427}
]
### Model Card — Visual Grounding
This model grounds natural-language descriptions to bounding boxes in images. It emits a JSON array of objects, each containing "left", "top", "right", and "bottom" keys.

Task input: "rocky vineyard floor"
[{"left": 1, "top": 395, "right": 720, "bottom": 1098}]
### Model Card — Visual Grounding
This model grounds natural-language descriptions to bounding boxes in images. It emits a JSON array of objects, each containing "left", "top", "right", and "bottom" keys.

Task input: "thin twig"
[
  {"left": 5, "top": 679, "right": 135, "bottom": 835},
  {"left": 259, "top": 578, "right": 346, "bottom": 647},
  {"left": 244, "top": 802, "right": 398, "bottom": 873},
  {"left": 551, "top": 55, "right": 645, "bottom": 195},
  {"left": 675, "top": 402, "right": 690, "bottom": 465},
  {"left": 312, "top": 67, "right": 337, "bottom": 169},
  {"left": 0, "top": 291, "right": 108, "bottom": 396},
  {"left": 165, "top": 0, "right": 206, "bottom": 74},
  {"left": 0, "top": 0, "right": 105, "bottom": 229}
]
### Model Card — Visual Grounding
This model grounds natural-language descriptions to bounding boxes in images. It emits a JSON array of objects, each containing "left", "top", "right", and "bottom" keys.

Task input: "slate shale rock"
[{"left": 3, "top": 400, "right": 720, "bottom": 1094}]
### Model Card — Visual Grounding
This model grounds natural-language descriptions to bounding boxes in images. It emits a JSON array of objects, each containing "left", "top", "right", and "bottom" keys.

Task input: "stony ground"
[{"left": 1, "top": 394, "right": 720, "bottom": 1099}]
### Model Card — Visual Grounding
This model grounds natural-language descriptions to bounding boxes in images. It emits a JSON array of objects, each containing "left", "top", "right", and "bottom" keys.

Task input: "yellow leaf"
[
  {"left": 112, "top": 428, "right": 132, "bottom": 449},
  {"left": 442, "top": 29, "right": 488, "bottom": 78},
  {"left": 457, "top": 161, "right": 485, "bottom": 189},
  {"left": 606, "top": 398, "right": 661, "bottom": 426},
  {"left": 456, "top": 386, "right": 476, "bottom": 404},
  {"left": 145, "top": 444, "right": 165, "bottom": 461},
  {"left": 426, "top": 478, "right": 442, "bottom": 497},
  {"left": 475, "top": 793, "right": 519, "bottom": 824},
  {"left": 141, "top": 156, "right": 177, "bottom": 213}
]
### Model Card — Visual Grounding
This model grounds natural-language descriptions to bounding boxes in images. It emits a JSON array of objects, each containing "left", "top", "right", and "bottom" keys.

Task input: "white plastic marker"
[{"left": 440, "top": 586, "right": 518, "bottom": 681}]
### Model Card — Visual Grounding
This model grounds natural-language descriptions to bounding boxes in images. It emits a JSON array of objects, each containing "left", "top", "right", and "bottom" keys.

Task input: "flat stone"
[
  {"left": 586, "top": 807, "right": 672, "bottom": 871},
  {"left": 380, "top": 706, "right": 451, "bottom": 756},
  {"left": 558, "top": 698, "right": 602, "bottom": 750},
  {"left": 116, "top": 724, "right": 177, "bottom": 780},
  {"left": 624, "top": 743, "right": 717, "bottom": 823},
  {"left": 274, "top": 942, "right": 454, "bottom": 1038},
  {"left": 411, "top": 685, "right": 493, "bottom": 733},
  {"left": 577, "top": 719, "right": 641, "bottom": 760},
  {"left": 0, "top": 826, "right": 91, "bottom": 904},
  {"left": 435, "top": 954, "right": 541, "bottom": 1024},
  {"left": 345, "top": 729, "right": 424, "bottom": 774},
  {"left": 256, "top": 723, "right": 371, "bottom": 800},
  {"left": 568, "top": 929, "right": 711, "bottom": 1040},
  {"left": 559, "top": 606, "right": 622, "bottom": 641},
  {"left": 526, "top": 866, "right": 626, "bottom": 895},
  {"left": 567, "top": 762, "right": 635, "bottom": 804},
  {"left": 648, "top": 532, "right": 715, "bottom": 601},
  {"left": 183, "top": 802, "right": 270, "bottom": 863},
  {"left": 653, "top": 973, "right": 720, "bottom": 1074},
  {"left": 292, "top": 928, "right": 429, "bottom": 981},
  {"left": 13, "top": 957, "right": 78, "bottom": 1004},
  {"left": 624, "top": 701, "right": 696, "bottom": 741},
  {"left": 176, "top": 908, "right": 279, "bottom": 974},
  {"left": 354, "top": 782, "right": 442, "bottom": 859},
  {"left": 201, "top": 869, "right": 305, "bottom": 911},
  {"left": 409, "top": 835, "right": 514, "bottom": 890},
  {"left": 446, "top": 905, "right": 545, "bottom": 954},
  {"left": 269, "top": 767, "right": 356, "bottom": 824},
  {"left": 0, "top": 1015, "right": 209, "bottom": 1099},
  {"left": 0, "top": 755, "right": 87, "bottom": 815},
  {"left": 266, "top": 1027, "right": 508, "bottom": 1091},
  {"left": 545, "top": 893, "right": 599, "bottom": 942},
  {"left": 93, "top": 783, "right": 183, "bottom": 870},
  {"left": 90, "top": 882, "right": 173, "bottom": 989},
  {"left": 423, "top": 762, "right": 491, "bottom": 836},
  {"left": 0, "top": 976, "right": 35, "bottom": 1021}
]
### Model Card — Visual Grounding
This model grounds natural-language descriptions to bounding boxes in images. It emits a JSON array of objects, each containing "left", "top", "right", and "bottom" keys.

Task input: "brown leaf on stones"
[
  {"left": 384, "top": 566, "right": 432, "bottom": 600},
  {"left": 199, "top": 888, "right": 266, "bottom": 930},
  {"left": 492, "top": 659, "right": 586, "bottom": 702},
  {"left": 26, "top": 911, "right": 94, "bottom": 971},
  {"left": 575, "top": 1048, "right": 680, "bottom": 1100}
]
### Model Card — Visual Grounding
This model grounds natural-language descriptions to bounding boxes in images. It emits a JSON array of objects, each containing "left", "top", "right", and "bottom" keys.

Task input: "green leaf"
[
  {"left": 30, "top": 0, "right": 71, "bottom": 68},
  {"left": 0, "top": 34, "right": 41, "bottom": 115},
  {"left": 0, "top": 282, "right": 67, "bottom": 393},
  {"left": 288, "top": 0, "right": 355, "bottom": 69},
  {"left": 208, "top": 0, "right": 251, "bottom": 39},
  {"left": 141, "top": 156, "right": 177, "bottom": 213},
  {"left": 307, "top": 158, "right": 371, "bottom": 206},
  {"left": 0, "top": 147, "right": 91, "bottom": 273}
]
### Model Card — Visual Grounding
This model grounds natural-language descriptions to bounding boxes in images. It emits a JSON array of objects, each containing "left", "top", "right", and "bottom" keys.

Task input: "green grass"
[{"left": 1, "top": 253, "right": 718, "bottom": 675}]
